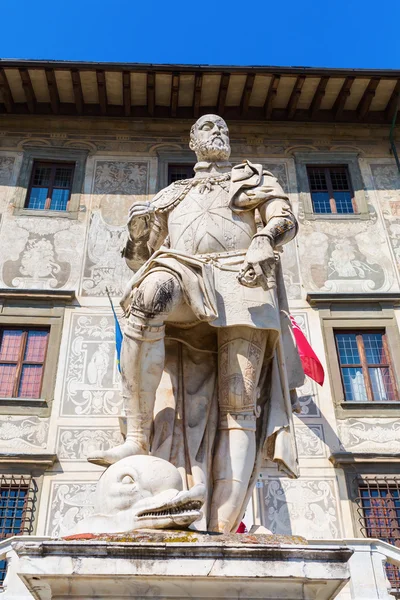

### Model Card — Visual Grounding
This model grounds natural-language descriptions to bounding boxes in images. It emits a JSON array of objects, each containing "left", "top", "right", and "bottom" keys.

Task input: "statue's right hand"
[
  {"left": 127, "top": 202, "right": 156, "bottom": 240},
  {"left": 127, "top": 201, "right": 155, "bottom": 224}
]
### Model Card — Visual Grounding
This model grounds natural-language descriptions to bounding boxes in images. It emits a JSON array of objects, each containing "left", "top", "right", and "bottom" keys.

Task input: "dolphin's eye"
[{"left": 121, "top": 475, "right": 135, "bottom": 484}]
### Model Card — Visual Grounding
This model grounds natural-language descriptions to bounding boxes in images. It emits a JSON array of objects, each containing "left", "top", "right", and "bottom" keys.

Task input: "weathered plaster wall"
[{"left": 0, "top": 115, "right": 399, "bottom": 539}]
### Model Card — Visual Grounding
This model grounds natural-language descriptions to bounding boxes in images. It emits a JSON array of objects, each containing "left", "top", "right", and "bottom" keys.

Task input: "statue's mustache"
[{"left": 198, "top": 136, "right": 229, "bottom": 149}]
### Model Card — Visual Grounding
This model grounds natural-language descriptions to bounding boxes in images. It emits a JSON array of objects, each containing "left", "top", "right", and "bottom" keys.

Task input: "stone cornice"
[
  {"left": 0, "top": 289, "right": 76, "bottom": 303},
  {"left": 307, "top": 292, "right": 400, "bottom": 306},
  {"left": 330, "top": 452, "right": 400, "bottom": 466},
  {"left": 13, "top": 538, "right": 352, "bottom": 563},
  {"left": 0, "top": 453, "right": 57, "bottom": 467}
]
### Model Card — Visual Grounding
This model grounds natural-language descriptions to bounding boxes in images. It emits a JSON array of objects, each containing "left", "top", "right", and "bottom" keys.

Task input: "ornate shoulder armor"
[{"left": 152, "top": 179, "right": 194, "bottom": 214}]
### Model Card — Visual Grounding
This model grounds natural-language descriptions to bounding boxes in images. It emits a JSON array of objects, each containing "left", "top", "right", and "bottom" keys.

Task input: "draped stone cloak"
[{"left": 121, "top": 161, "right": 305, "bottom": 530}]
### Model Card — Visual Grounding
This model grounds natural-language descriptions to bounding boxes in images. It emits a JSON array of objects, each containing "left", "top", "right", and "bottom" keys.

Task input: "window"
[
  {"left": 295, "top": 152, "right": 369, "bottom": 221},
  {"left": 168, "top": 164, "right": 194, "bottom": 185},
  {"left": 335, "top": 330, "right": 398, "bottom": 402},
  {"left": 309, "top": 293, "right": 400, "bottom": 418},
  {"left": 357, "top": 477, "right": 400, "bottom": 596},
  {"left": 13, "top": 148, "right": 87, "bottom": 218},
  {"left": 0, "top": 327, "right": 49, "bottom": 399},
  {"left": 307, "top": 166, "right": 356, "bottom": 215},
  {"left": 0, "top": 291, "right": 70, "bottom": 416},
  {"left": 0, "top": 475, "right": 37, "bottom": 586},
  {"left": 25, "top": 161, "right": 74, "bottom": 211}
]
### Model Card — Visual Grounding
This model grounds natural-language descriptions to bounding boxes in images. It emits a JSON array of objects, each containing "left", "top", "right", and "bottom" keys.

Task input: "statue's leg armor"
[
  {"left": 209, "top": 326, "right": 266, "bottom": 533},
  {"left": 87, "top": 271, "right": 183, "bottom": 466}
]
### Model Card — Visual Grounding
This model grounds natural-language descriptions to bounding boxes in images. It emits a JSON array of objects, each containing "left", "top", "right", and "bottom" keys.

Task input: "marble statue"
[
  {"left": 71, "top": 455, "right": 206, "bottom": 534},
  {"left": 88, "top": 114, "right": 304, "bottom": 534}
]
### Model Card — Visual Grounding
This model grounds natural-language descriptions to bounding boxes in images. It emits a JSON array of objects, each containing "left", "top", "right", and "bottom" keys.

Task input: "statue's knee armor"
[
  {"left": 218, "top": 329, "right": 266, "bottom": 432},
  {"left": 130, "top": 271, "right": 182, "bottom": 320}
]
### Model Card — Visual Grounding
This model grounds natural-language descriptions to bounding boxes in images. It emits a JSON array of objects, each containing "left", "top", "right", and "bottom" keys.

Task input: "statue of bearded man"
[{"left": 88, "top": 115, "right": 304, "bottom": 534}]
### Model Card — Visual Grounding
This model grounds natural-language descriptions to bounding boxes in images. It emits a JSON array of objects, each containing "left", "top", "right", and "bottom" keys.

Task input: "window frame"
[
  {"left": 344, "top": 468, "right": 400, "bottom": 597},
  {"left": 345, "top": 466, "right": 400, "bottom": 537},
  {"left": 309, "top": 293, "right": 400, "bottom": 418},
  {"left": 0, "top": 471, "right": 42, "bottom": 589},
  {"left": 306, "top": 164, "right": 357, "bottom": 215},
  {"left": 334, "top": 329, "right": 399, "bottom": 403},
  {"left": 0, "top": 291, "right": 72, "bottom": 416},
  {"left": 156, "top": 150, "right": 196, "bottom": 191},
  {"left": 326, "top": 320, "right": 400, "bottom": 415},
  {"left": 25, "top": 160, "right": 75, "bottom": 212},
  {"left": 294, "top": 152, "right": 370, "bottom": 221},
  {"left": 167, "top": 163, "right": 195, "bottom": 185},
  {"left": 356, "top": 476, "right": 400, "bottom": 541},
  {"left": 12, "top": 148, "right": 87, "bottom": 219},
  {"left": 0, "top": 326, "right": 50, "bottom": 400},
  {"left": 0, "top": 474, "right": 37, "bottom": 541}
]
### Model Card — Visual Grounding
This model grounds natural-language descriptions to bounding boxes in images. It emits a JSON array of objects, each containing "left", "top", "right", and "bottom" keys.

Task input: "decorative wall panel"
[
  {"left": 264, "top": 478, "right": 341, "bottom": 538},
  {"left": 46, "top": 481, "right": 96, "bottom": 537},
  {"left": 81, "top": 160, "right": 149, "bottom": 296},
  {"left": 0, "top": 416, "right": 49, "bottom": 452},
  {"left": 295, "top": 424, "right": 326, "bottom": 457},
  {"left": 369, "top": 163, "right": 400, "bottom": 281},
  {"left": 60, "top": 313, "right": 123, "bottom": 416},
  {"left": 337, "top": 418, "right": 400, "bottom": 452},
  {"left": 57, "top": 426, "right": 123, "bottom": 461},
  {"left": 0, "top": 216, "right": 84, "bottom": 289},
  {"left": 298, "top": 219, "right": 396, "bottom": 293}
]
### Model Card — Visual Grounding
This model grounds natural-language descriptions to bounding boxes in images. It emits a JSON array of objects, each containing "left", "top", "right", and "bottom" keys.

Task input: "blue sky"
[{"left": 1, "top": 0, "right": 399, "bottom": 69}]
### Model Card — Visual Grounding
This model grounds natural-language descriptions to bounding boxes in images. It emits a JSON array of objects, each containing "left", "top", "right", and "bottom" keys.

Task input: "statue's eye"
[
  {"left": 122, "top": 475, "right": 134, "bottom": 484},
  {"left": 200, "top": 122, "right": 213, "bottom": 131}
]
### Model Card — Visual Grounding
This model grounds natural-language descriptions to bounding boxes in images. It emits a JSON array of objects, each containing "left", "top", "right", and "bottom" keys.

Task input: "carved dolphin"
[{"left": 68, "top": 455, "right": 206, "bottom": 535}]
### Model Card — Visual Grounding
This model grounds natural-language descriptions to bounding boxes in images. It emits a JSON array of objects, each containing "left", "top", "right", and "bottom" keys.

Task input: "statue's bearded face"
[{"left": 189, "top": 115, "right": 231, "bottom": 162}]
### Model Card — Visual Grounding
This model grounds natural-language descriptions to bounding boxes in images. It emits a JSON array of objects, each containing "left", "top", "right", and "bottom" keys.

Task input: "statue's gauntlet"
[
  {"left": 123, "top": 214, "right": 153, "bottom": 271},
  {"left": 123, "top": 210, "right": 168, "bottom": 271},
  {"left": 238, "top": 216, "right": 297, "bottom": 289}
]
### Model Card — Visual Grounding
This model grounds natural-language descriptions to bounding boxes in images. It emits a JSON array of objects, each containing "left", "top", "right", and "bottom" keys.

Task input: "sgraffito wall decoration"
[
  {"left": 263, "top": 477, "right": 342, "bottom": 539},
  {"left": 81, "top": 159, "right": 150, "bottom": 296},
  {"left": 59, "top": 313, "right": 123, "bottom": 417}
]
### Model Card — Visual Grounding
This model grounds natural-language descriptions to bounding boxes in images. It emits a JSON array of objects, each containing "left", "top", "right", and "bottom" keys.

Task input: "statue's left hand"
[{"left": 238, "top": 236, "right": 277, "bottom": 289}]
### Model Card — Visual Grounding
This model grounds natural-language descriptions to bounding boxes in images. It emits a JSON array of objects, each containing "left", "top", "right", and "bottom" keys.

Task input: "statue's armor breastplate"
[{"left": 167, "top": 182, "right": 256, "bottom": 255}]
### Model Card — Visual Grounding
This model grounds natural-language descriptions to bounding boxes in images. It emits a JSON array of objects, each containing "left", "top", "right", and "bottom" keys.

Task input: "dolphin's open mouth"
[
  {"left": 134, "top": 484, "right": 206, "bottom": 529},
  {"left": 136, "top": 499, "right": 203, "bottom": 520}
]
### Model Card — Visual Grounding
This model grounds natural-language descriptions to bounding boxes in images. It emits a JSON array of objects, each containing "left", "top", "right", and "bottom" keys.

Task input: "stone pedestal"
[{"left": 14, "top": 531, "right": 352, "bottom": 600}]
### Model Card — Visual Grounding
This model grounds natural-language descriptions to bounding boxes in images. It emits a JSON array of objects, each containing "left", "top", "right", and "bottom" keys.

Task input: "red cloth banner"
[{"left": 289, "top": 315, "right": 325, "bottom": 386}]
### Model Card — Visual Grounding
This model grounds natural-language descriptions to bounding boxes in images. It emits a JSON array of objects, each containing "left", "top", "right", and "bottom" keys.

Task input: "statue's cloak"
[
  {"left": 147, "top": 265, "right": 303, "bottom": 530},
  {"left": 120, "top": 161, "right": 305, "bottom": 530}
]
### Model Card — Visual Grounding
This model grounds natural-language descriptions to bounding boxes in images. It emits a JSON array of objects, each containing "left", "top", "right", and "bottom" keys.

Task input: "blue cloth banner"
[{"left": 106, "top": 287, "right": 123, "bottom": 372}]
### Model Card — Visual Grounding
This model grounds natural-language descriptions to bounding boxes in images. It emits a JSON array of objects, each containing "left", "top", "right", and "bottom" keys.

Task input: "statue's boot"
[{"left": 88, "top": 319, "right": 165, "bottom": 466}]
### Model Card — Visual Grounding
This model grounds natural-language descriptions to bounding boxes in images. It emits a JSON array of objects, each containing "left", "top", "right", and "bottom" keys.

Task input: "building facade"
[{"left": 0, "top": 59, "right": 400, "bottom": 595}]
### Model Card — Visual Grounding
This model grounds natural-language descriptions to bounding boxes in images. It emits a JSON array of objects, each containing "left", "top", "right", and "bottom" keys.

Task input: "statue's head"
[{"left": 189, "top": 114, "right": 231, "bottom": 162}]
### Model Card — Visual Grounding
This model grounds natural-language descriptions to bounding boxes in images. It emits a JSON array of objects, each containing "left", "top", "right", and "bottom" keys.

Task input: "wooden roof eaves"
[
  {"left": 1, "top": 59, "right": 400, "bottom": 79},
  {"left": 0, "top": 61, "right": 399, "bottom": 124}
]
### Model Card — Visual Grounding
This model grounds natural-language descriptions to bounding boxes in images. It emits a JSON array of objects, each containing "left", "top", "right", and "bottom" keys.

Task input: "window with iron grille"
[
  {"left": 25, "top": 161, "right": 75, "bottom": 211},
  {"left": 357, "top": 477, "right": 400, "bottom": 596},
  {"left": 0, "top": 327, "right": 50, "bottom": 399},
  {"left": 307, "top": 166, "right": 356, "bottom": 215},
  {"left": 0, "top": 475, "right": 37, "bottom": 586},
  {"left": 335, "top": 330, "right": 399, "bottom": 402},
  {"left": 168, "top": 164, "right": 194, "bottom": 185}
]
